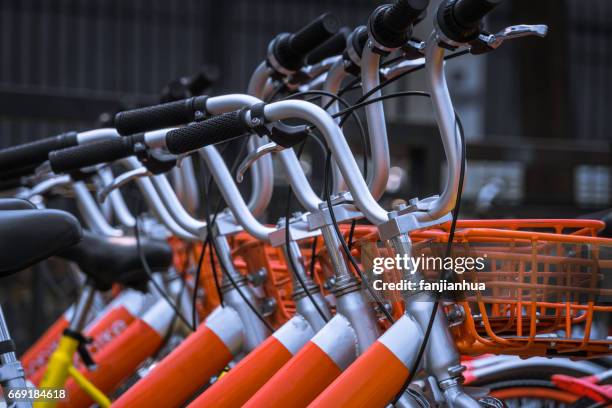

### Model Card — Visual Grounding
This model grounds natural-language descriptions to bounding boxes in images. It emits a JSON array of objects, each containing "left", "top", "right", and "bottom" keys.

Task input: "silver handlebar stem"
[
  {"left": 360, "top": 45, "right": 390, "bottom": 200},
  {"left": 198, "top": 146, "right": 275, "bottom": 241},
  {"left": 98, "top": 167, "right": 136, "bottom": 228},
  {"left": 118, "top": 157, "right": 197, "bottom": 241},
  {"left": 207, "top": 94, "right": 274, "bottom": 218},
  {"left": 72, "top": 181, "right": 123, "bottom": 237},
  {"left": 150, "top": 174, "right": 206, "bottom": 237},
  {"left": 262, "top": 100, "right": 389, "bottom": 225},
  {"left": 321, "top": 58, "right": 348, "bottom": 193},
  {"left": 173, "top": 155, "right": 200, "bottom": 215},
  {"left": 420, "top": 34, "right": 462, "bottom": 222}
]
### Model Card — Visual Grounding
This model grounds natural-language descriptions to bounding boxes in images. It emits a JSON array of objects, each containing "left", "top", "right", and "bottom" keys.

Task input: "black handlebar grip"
[
  {"left": 272, "top": 13, "right": 340, "bottom": 72},
  {"left": 165, "top": 111, "right": 250, "bottom": 155},
  {"left": 437, "top": 0, "right": 503, "bottom": 43},
  {"left": 369, "top": 0, "right": 429, "bottom": 49},
  {"left": 114, "top": 96, "right": 207, "bottom": 136},
  {"left": 383, "top": 0, "right": 429, "bottom": 34},
  {"left": 49, "top": 136, "right": 140, "bottom": 173},
  {"left": 0, "top": 132, "right": 77, "bottom": 172},
  {"left": 290, "top": 13, "right": 340, "bottom": 56},
  {"left": 306, "top": 27, "right": 350, "bottom": 65},
  {"left": 454, "top": 0, "right": 503, "bottom": 26}
]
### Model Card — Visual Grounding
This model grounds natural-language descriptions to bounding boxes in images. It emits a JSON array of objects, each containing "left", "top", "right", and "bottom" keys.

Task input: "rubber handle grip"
[
  {"left": 0, "top": 132, "right": 77, "bottom": 172},
  {"left": 165, "top": 111, "right": 249, "bottom": 155},
  {"left": 114, "top": 96, "right": 207, "bottom": 136},
  {"left": 383, "top": 0, "right": 429, "bottom": 33},
  {"left": 290, "top": 13, "right": 340, "bottom": 56},
  {"left": 306, "top": 27, "right": 350, "bottom": 65},
  {"left": 49, "top": 137, "right": 139, "bottom": 173},
  {"left": 453, "top": 0, "right": 504, "bottom": 26}
]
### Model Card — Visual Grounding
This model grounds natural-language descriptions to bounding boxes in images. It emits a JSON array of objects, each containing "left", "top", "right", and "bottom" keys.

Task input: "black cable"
[
  {"left": 309, "top": 236, "right": 318, "bottom": 278},
  {"left": 134, "top": 217, "right": 195, "bottom": 331},
  {"left": 198, "top": 138, "right": 274, "bottom": 333},
  {"left": 348, "top": 220, "right": 357, "bottom": 250},
  {"left": 336, "top": 49, "right": 469, "bottom": 101},
  {"left": 391, "top": 113, "right": 466, "bottom": 405},
  {"left": 192, "top": 138, "right": 250, "bottom": 329},
  {"left": 282, "top": 89, "right": 369, "bottom": 180},
  {"left": 266, "top": 83, "right": 288, "bottom": 102},
  {"left": 323, "top": 148, "right": 395, "bottom": 323},
  {"left": 206, "top": 224, "right": 275, "bottom": 333},
  {"left": 283, "top": 141, "right": 330, "bottom": 323},
  {"left": 333, "top": 91, "right": 431, "bottom": 119}
]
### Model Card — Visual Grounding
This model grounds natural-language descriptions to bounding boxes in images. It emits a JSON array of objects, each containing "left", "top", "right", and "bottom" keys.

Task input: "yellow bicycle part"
[{"left": 34, "top": 335, "right": 111, "bottom": 408}]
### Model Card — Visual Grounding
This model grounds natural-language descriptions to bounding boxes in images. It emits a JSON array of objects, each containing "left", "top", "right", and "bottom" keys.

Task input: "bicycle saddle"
[
  {"left": 59, "top": 230, "right": 173, "bottom": 291},
  {"left": 0, "top": 198, "right": 36, "bottom": 210},
  {"left": 0, "top": 208, "right": 82, "bottom": 276}
]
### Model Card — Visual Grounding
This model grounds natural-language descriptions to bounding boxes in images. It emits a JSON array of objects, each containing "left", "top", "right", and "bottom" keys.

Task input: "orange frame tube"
[
  {"left": 112, "top": 306, "right": 243, "bottom": 408},
  {"left": 189, "top": 315, "right": 314, "bottom": 408},
  {"left": 310, "top": 315, "right": 423, "bottom": 408},
  {"left": 245, "top": 315, "right": 358, "bottom": 408}
]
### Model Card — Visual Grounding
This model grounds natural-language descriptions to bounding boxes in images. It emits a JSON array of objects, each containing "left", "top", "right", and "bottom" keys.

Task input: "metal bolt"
[
  {"left": 447, "top": 364, "right": 465, "bottom": 377},
  {"left": 250, "top": 117, "right": 261, "bottom": 126}
]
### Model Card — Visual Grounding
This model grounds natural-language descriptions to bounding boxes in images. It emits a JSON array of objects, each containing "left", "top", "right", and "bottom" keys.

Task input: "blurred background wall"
[{"left": 0, "top": 0, "right": 610, "bottom": 351}]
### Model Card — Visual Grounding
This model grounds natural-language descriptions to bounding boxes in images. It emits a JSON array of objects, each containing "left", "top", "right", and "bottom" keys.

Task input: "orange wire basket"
[
  {"left": 413, "top": 220, "right": 611, "bottom": 358},
  {"left": 348, "top": 220, "right": 610, "bottom": 358}
]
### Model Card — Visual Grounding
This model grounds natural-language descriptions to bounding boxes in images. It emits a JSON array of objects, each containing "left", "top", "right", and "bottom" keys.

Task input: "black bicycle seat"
[
  {"left": 0, "top": 209, "right": 82, "bottom": 276},
  {"left": 0, "top": 198, "right": 36, "bottom": 210},
  {"left": 59, "top": 230, "right": 173, "bottom": 291}
]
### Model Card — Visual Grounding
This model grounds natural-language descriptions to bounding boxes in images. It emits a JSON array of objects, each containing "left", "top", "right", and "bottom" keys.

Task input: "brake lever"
[
  {"left": 97, "top": 167, "right": 152, "bottom": 204},
  {"left": 478, "top": 24, "right": 548, "bottom": 50},
  {"left": 236, "top": 142, "right": 285, "bottom": 183}
]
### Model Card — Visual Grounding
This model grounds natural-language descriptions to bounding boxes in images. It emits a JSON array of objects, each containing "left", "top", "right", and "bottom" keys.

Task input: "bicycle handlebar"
[
  {"left": 270, "top": 13, "right": 340, "bottom": 72},
  {"left": 369, "top": 0, "right": 429, "bottom": 49},
  {"left": 0, "top": 132, "right": 78, "bottom": 172},
  {"left": 305, "top": 27, "right": 350, "bottom": 66},
  {"left": 455, "top": 0, "right": 503, "bottom": 25},
  {"left": 114, "top": 96, "right": 208, "bottom": 136},
  {"left": 49, "top": 135, "right": 142, "bottom": 173},
  {"left": 165, "top": 111, "right": 250, "bottom": 155},
  {"left": 437, "top": 0, "right": 504, "bottom": 43}
]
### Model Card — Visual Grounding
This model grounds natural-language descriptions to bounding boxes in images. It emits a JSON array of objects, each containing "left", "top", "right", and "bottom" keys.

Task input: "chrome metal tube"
[
  {"left": 214, "top": 235, "right": 270, "bottom": 351},
  {"left": 262, "top": 100, "right": 389, "bottom": 225},
  {"left": 321, "top": 58, "right": 348, "bottom": 193},
  {"left": 421, "top": 35, "right": 462, "bottom": 221},
  {"left": 206, "top": 94, "right": 274, "bottom": 218},
  {"left": 73, "top": 181, "right": 123, "bottom": 236},
  {"left": 199, "top": 146, "right": 275, "bottom": 241},
  {"left": 277, "top": 149, "right": 322, "bottom": 213},
  {"left": 118, "top": 157, "right": 197, "bottom": 241},
  {"left": 69, "top": 285, "right": 96, "bottom": 331},
  {"left": 282, "top": 241, "right": 331, "bottom": 331},
  {"left": 150, "top": 174, "right": 206, "bottom": 236},
  {"left": 98, "top": 167, "right": 136, "bottom": 228},
  {"left": 360, "top": 45, "right": 390, "bottom": 200},
  {"left": 76, "top": 128, "right": 120, "bottom": 144}
]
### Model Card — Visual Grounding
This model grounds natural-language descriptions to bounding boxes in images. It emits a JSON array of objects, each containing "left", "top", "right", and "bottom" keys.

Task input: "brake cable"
[
  {"left": 134, "top": 216, "right": 195, "bottom": 331},
  {"left": 391, "top": 113, "right": 466, "bottom": 405}
]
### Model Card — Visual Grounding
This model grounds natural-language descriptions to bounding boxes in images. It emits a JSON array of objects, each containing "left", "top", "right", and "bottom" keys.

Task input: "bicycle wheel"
[{"left": 488, "top": 379, "right": 598, "bottom": 408}]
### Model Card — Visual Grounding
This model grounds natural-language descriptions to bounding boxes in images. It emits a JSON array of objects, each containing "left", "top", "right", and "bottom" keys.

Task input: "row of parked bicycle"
[{"left": 0, "top": 0, "right": 610, "bottom": 407}]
